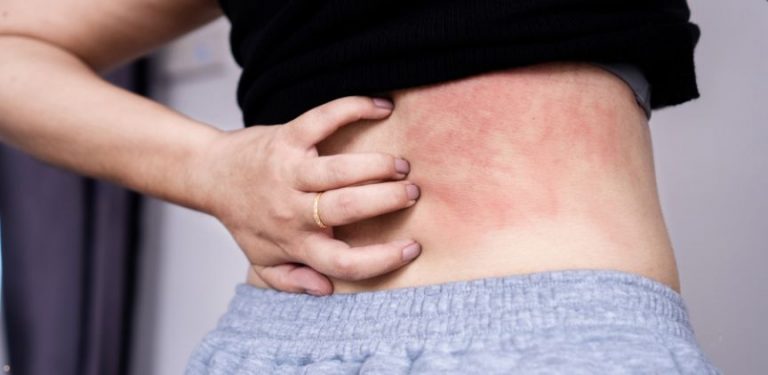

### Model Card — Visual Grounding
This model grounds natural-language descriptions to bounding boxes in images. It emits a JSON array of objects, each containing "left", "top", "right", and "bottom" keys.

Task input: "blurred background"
[{"left": 0, "top": 1, "right": 766, "bottom": 374}]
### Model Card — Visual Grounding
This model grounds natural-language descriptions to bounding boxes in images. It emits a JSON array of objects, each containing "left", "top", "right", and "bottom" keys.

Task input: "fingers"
[
  {"left": 299, "top": 234, "right": 422, "bottom": 281},
  {"left": 295, "top": 153, "right": 411, "bottom": 192},
  {"left": 308, "top": 181, "right": 420, "bottom": 228},
  {"left": 283, "top": 96, "right": 394, "bottom": 149},
  {"left": 256, "top": 263, "right": 334, "bottom": 296}
]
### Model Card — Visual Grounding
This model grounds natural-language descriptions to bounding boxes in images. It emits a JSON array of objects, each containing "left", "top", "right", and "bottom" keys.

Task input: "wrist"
[{"left": 166, "top": 121, "right": 227, "bottom": 214}]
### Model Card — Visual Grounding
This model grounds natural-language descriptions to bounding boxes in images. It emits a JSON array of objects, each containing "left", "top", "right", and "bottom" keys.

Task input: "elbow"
[{"left": 0, "top": 32, "right": 112, "bottom": 73}]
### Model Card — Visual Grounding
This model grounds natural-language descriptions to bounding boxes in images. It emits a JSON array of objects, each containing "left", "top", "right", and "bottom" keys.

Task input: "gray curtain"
[{"left": 0, "top": 63, "right": 145, "bottom": 375}]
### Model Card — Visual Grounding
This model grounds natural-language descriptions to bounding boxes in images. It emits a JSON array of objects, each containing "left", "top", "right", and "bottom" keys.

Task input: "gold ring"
[{"left": 313, "top": 192, "right": 328, "bottom": 229}]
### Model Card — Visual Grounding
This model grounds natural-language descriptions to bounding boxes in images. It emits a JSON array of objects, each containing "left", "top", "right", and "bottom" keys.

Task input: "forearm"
[{"left": 0, "top": 35, "right": 222, "bottom": 212}]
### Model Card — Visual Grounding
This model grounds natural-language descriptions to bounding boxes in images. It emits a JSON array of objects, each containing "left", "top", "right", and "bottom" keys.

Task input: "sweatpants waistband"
[{"left": 218, "top": 269, "right": 694, "bottom": 344}]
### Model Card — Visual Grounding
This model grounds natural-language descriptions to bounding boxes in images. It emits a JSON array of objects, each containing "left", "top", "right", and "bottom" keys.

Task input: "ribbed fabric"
[
  {"left": 186, "top": 270, "right": 720, "bottom": 374},
  {"left": 217, "top": 0, "right": 700, "bottom": 125}
]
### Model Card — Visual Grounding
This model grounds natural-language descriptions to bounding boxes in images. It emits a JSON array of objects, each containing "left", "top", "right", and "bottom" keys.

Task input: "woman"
[{"left": 0, "top": 0, "right": 719, "bottom": 373}]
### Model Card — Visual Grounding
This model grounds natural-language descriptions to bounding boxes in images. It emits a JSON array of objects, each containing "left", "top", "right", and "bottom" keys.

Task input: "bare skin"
[
  {"left": 0, "top": 0, "right": 679, "bottom": 295},
  {"left": 249, "top": 62, "right": 681, "bottom": 293},
  {"left": 0, "top": 0, "right": 424, "bottom": 296}
]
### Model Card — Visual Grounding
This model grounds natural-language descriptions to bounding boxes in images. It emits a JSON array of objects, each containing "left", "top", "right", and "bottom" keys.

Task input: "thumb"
[{"left": 257, "top": 263, "right": 334, "bottom": 296}]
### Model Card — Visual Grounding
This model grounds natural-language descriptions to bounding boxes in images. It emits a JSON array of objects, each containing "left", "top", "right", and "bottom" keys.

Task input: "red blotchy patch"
[{"left": 394, "top": 70, "right": 628, "bottom": 233}]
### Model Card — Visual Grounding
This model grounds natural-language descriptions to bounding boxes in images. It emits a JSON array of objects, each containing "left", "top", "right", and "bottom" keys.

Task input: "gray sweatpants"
[{"left": 186, "top": 269, "right": 720, "bottom": 374}]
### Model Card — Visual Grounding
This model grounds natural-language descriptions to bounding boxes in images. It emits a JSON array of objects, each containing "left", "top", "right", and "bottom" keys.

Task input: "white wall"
[
  {"left": 651, "top": 2, "right": 768, "bottom": 374},
  {"left": 130, "top": 2, "right": 768, "bottom": 373}
]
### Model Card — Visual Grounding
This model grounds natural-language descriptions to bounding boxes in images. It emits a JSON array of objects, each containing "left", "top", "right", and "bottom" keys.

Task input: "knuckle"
[
  {"left": 389, "top": 185, "right": 409, "bottom": 205},
  {"left": 264, "top": 269, "right": 289, "bottom": 289},
  {"left": 313, "top": 102, "right": 342, "bottom": 123},
  {"left": 262, "top": 267, "right": 301, "bottom": 293},
  {"left": 327, "top": 158, "right": 351, "bottom": 183},
  {"left": 293, "top": 235, "right": 314, "bottom": 260},
  {"left": 335, "top": 192, "right": 360, "bottom": 219},
  {"left": 292, "top": 162, "right": 312, "bottom": 188},
  {"left": 331, "top": 253, "right": 361, "bottom": 279},
  {"left": 276, "top": 130, "right": 297, "bottom": 147},
  {"left": 267, "top": 202, "right": 297, "bottom": 224},
  {"left": 263, "top": 134, "right": 285, "bottom": 155},
  {"left": 274, "top": 121, "right": 295, "bottom": 139},
  {"left": 377, "top": 154, "right": 397, "bottom": 175}
]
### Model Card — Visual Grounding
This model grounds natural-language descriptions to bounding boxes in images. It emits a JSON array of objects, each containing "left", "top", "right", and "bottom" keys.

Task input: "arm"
[
  {"left": 0, "top": 0, "right": 222, "bottom": 210},
  {"left": 0, "top": 0, "right": 422, "bottom": 295}
]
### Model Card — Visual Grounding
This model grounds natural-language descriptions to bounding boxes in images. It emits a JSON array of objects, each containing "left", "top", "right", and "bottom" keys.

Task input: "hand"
[{"left": 194, "top": 96, "right": 422, "bottom": 296}]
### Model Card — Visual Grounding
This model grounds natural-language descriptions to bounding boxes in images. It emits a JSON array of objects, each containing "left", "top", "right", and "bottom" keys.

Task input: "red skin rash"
[
  {"left": 392, "top": 68, "right": 632, "bottom": 235},
  {"left": 319, "top": 62, "right": 650, "bottom": 259},
  {"left": 294, "top": 62, "right": 678, "bottom": 294}
]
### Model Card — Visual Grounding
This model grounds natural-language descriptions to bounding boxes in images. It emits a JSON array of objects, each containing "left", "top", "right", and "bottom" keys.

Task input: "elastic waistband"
[
  {"left": 593, "top": 62, "right": 652, "bottom": 119},
  {"left": 217, "top": 270, "right": 694, "bottom": 345}
]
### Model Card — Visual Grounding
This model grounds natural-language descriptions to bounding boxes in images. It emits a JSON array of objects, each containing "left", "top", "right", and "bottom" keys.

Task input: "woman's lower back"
[{"left": 248, "top": 61, "right": 680, "bottom": 293}]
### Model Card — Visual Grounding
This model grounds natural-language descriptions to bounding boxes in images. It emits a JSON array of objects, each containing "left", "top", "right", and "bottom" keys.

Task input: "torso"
[{"left": 248, "top": 62, "right": 680, "bottom": 293}]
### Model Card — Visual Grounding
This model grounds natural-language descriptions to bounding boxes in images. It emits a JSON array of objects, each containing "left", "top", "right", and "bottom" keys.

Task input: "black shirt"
[{"left": 218, "top": 0, "right": 700, "bottom": 126}]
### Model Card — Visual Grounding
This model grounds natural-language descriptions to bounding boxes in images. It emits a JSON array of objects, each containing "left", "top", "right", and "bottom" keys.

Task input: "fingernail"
[
  {"left": 305, "top": 287, "right": 327, "bottom": 296},
  {"left": 372, "top": 97, "right": 394, "bottom": 109},
  {"left": 402, "top": 242, "right": 421, "bottom": 262},
  {"left": 395, "top": 158, "right": 410, "bottom": 174},
  {"left": 406, "top": 184, "right": 420, "bottom": 200}
]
